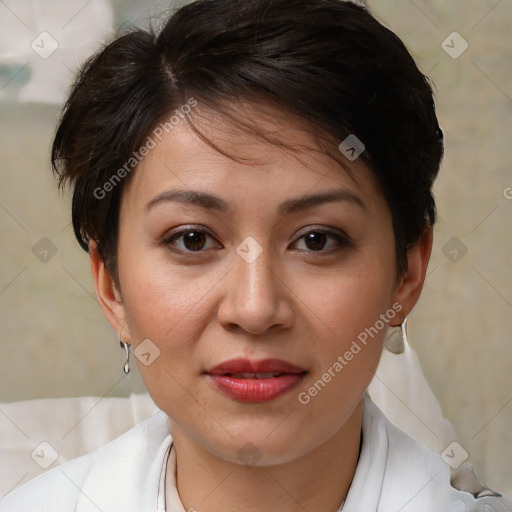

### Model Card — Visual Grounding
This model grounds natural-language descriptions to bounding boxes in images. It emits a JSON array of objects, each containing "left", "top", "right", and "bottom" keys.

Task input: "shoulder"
[
  {"left": 362, "top": 397, "right": 511, "bottom": 512},
  {"left": 0, "top": 454, "right": 90, "bottom": 512},
  {"left": 0, "top": 411, "right": 171, "bottom": 512}
]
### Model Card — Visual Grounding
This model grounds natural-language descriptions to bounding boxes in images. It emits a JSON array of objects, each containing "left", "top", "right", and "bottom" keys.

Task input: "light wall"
[{"left": 0, "top": 0, "right": 510, "bottom": 496}]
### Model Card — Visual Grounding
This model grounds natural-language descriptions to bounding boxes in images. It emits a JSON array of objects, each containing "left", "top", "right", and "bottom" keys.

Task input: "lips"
[
  {"left": 208, "top": 358, "right": 306, "bottom": 376},
  {"left": 206, "top": 358, "right": 307, "bottom": 403}
]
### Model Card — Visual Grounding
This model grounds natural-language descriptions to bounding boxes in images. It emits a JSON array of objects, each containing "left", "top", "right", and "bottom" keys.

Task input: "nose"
[{"left": 217, "top": 242, "right": 294, "bottom": 335}]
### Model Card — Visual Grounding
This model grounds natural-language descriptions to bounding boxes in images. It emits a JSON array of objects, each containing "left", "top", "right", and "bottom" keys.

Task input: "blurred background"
[{"left": 0, "top": 0, "right": 510, "bottom": 496}]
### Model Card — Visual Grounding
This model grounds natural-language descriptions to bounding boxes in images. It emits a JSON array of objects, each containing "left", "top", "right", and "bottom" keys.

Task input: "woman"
[{"left": 1, "top": 0, "right": 509, "bottom": 510}]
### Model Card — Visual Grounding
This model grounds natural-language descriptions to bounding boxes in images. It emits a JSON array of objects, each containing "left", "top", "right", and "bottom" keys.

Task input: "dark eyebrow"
[
  {"left": 277, "top": 190, "right": 367, "bottom": 215},
  {"left": 145, "top": 189, "right": 231, "bottom": 213},
  {"left": 145, "top": 188, "right": 367, "bottom": 214}
]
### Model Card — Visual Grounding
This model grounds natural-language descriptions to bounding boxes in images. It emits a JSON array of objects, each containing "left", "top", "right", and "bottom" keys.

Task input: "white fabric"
[
  {"left": 0, "top": 394, "right": 159, "bottom": 498},
  {"left": 0, "top": 337, "right": 491, "bottom": 500},
  {"left": 369, "top": 335, "right": 456, "bottom": 454},
  {"left": 0, "top": 339, "right": 446, "bottom": 485},
  {"left": 0, "top": 338, "right": 502, "bottom": 504},
  {"left": 1, "top": 395, "right": 510, "bottom": 512}
]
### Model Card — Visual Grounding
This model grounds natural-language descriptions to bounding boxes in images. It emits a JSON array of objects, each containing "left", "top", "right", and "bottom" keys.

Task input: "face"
[{"left": 93, "top": 104, "right": 429, "bottom": 466}]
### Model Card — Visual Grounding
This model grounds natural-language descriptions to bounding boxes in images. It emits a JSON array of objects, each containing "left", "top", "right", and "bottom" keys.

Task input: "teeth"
[{"left": 228, "top": 372, "right": 283, "bottom": 379}]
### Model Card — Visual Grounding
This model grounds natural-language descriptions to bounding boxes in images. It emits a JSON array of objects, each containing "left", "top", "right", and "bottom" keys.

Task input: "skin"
[{"left": 90, "top": 104, "right": 432, "bottom": 512}]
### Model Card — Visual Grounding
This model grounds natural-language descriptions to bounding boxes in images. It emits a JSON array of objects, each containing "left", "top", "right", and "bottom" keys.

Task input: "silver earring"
[
  {"left": 384, "top": 317, "right": 408, "bottom": 354},
  {"left": 120, "top": 340, "right": 131, "bottom": 374}
]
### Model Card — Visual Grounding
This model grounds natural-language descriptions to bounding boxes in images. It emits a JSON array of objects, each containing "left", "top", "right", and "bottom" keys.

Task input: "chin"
[{"left": 204, "top": 423, "right": 320, "bottom": 467}]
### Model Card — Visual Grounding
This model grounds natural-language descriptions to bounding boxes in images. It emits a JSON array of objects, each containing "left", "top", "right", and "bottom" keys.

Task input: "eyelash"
[{"left": 160, "top": 226, "right": 353, "bottom": 255}]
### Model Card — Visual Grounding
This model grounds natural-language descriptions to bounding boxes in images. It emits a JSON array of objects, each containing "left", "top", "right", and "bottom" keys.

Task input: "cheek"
[
  {"left": 116, "top": 218, "right": 219, "bottom": 338},
  {"left": 295, "top": 257, "right": 396, "bottom": 345},
  {"left": 290, "top": 248, "right": 397, "bottom": 400},
  {"left": 291, "top": 271, "right": 393, "bottom": 441},
  {"left": 300, "top": 277, "right": 390, "bottom": 385},
  {"left": 121, "top": 263, "right": 216, "bottom": 346},
  {"left": 118, "top": 263, "right": 213, "bottom": 413}
]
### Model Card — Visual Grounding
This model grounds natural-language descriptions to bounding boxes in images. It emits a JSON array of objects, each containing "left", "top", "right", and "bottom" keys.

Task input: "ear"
[
  {"left": 391, "top": 227, "right": 433, "bottom": 325},
  {"left": 89, "top": 241, "right": 131, "bottom": 342}
]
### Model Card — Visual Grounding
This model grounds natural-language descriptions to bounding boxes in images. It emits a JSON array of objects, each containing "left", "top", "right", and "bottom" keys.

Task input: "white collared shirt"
[{"left": 1, "top": 396, "right": 509, "bottom": 512}]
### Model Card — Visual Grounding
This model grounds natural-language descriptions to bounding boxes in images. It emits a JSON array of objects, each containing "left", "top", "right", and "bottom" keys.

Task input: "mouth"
[
  {"left": 205, "top": 358, "right": 307, "bottom": 403},
  {"left": 220, "top": 372, "right": 288, "bottom": 379}
]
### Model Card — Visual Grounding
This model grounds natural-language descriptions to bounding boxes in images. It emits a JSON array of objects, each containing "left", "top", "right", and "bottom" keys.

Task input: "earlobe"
[
  {"left": 391, "top": 227, "right": 433, "bottom": 325},
  {"left": 89, "top": 241, "right": 130, "bottom": 342}
]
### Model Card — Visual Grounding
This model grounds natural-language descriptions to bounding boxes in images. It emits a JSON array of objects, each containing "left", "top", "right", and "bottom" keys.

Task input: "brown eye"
[
  {"left": 163, "top": 228, "right": 220, "bottom": 253},
  {"left": 182, "top": 231, "right": 207, "bottom": 251},
  {"left": 304, "top": 232, "right": 328, "bottom": 251},
  {"left": 292, "top": 228, "right": 352, "bottom": 253}
]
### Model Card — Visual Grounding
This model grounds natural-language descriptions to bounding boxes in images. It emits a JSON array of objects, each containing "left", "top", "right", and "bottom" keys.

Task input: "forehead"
[{"left": 122, "top": 102, "right": 384, "bottom": 213}]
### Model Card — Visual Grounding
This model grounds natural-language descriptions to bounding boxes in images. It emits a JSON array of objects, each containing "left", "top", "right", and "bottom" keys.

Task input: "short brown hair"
[{"left": 52, "top": 0, "right": 443, "bottom": 281}]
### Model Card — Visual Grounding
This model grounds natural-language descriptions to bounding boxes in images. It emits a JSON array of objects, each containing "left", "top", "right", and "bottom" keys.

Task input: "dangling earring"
[
  {"left": 119, "top": 340, "right": 131, "bottom": 374},
  {"left": 384, "top": 317, "right": 408, "bottom": 354}
]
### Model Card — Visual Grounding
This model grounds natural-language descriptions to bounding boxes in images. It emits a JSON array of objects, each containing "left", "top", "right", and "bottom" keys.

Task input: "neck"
[{"left": 168, "top": 400, "right": 363, "bottom": 512}]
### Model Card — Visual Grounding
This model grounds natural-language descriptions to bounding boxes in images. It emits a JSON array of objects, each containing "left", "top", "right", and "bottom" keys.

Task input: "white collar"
[
  {"left": 156, "top": 394, "right": 441, "bottom": 512},
  {"left": 75, "top": 410, "right": 172, "bottom": 511},
  {"left": 159, "top": 442, "right": 346, "bottom": 512},
  {"left": 157, "top": 395, "right": 387, "bottom": 512},
  {"left": 76, "top": 396, "right": 506, "bottom": 512},
  {"left": 158, "top": 442, "right": 185, "bottom": 512}
]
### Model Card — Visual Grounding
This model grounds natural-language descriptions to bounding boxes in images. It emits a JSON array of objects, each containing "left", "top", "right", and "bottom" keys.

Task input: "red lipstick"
[{"left": 206, "top": 358, "right": 306, "bottom": 403}]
